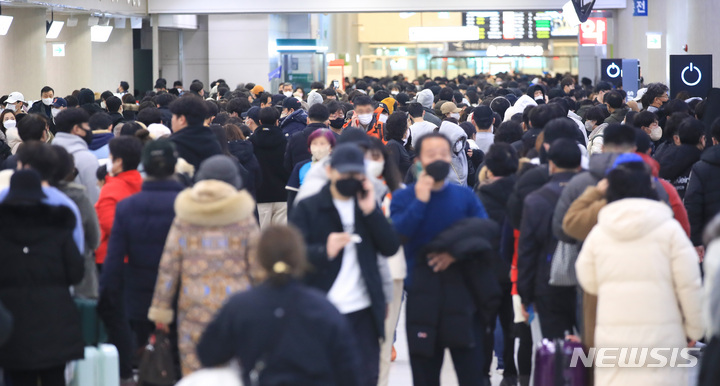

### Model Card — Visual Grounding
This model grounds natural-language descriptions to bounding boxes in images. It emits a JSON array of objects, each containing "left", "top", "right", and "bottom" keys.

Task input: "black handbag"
[{"left": 138, "top": 330, "right": 177, "bottom": 386}]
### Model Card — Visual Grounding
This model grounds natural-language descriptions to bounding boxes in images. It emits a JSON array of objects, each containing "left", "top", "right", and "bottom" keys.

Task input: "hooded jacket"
[
  {"left": 228, "top": 140, "right": 261, "bottom": 198},
  {"left": 416, "top": 89, "right": 443, "bottom": 127},
  {"left": 78, "top": 89, "right": 104, "bottom": 116},
  {"left": 94, "top": 170, "right": 143, "bottom": 264},
  {"left": 53, "top": 132, "right": 101, "bottom": 203},
  {"left": 657, "top": 144, "right": 702, "bottom": 199},
  {"left": 250, "top": 125, "right": 289, "bottom": 203},
  {"left": 89, "top": 131, "right": 114, "bottom": 161},
  {"left": 576, "top": 198, "right": 703, "bottom": 386},
  {"left": 439, "top": 121, "right": 469, "bottom": 186},
  {"left": 170, "top": 124, "right": 223, "bottom": 171},
  {"left": 0, "top": 203, "right": 85, "bottom": 370},
  {"left": 503, "top": 95, "right": 537, "bottom": 122},
  {"left": 280, "top": 108, "right": 308, "bottom": 138},
  {"left": 148, "top": 180, "right": 261, "bottom": 375},
  {"left": 685, "top": 145, "right": 720, "bottom": 246},
  {"left": 99, "top": 179, "right": 184, "bottom": 321}
]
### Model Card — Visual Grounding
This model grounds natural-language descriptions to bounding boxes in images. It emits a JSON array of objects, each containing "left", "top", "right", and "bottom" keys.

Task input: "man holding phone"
[{"left": 290, "top": 143, "right": 400, "bottom": 386}]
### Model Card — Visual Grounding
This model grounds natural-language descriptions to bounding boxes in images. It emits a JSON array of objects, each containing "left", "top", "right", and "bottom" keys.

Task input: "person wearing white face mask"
[
  {"left": 281, "top": 82, "right": 294, "bottom": 98},
  {"left": 585, "top": 106, "right": 611, "bottom": 156},
  {"left": 440, "top": 101, "right": 463, "bottom": 123},
  {"left": 28, "top": 86, "right": 55, "bottom": 119},
  {"left": 286, "top": 128, "right": 336, "bottom": 215},
  {"left": 49, "top": 97, "right": 67, "bottom": 133},
  {"left": 635, "top": 110, "right": 663, "bottom": 147},
  {"left": 4, "top": 92, "right": 26, "bottom": 115}
]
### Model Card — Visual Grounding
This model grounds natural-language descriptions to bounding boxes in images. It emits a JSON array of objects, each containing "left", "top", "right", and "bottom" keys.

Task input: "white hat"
[
  {"left": 147, "top": 123, "right": 171, "bottom": 139},
  {"left": 6, "top": 92, "right": 24, "bottom": 104}
]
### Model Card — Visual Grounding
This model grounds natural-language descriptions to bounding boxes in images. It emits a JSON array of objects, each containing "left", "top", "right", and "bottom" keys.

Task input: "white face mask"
[
  {"left": 310, "top": 145, "right": 331, "bottom": 161},
  {"left": 3, "top": 120, "right": 16, "bottom": 130},
  {"left": 51, "top": 108, "right": 61, "bottom": 118},
  {"left": 101, "top": 101, "right": 107, "bottom": 109},
  {"left": 585, "top": 120, "right": 595, "bottom": 131},
  {"left": 366, "top": 159, "right": 385, "bottom": 178},
  {"left": 42, "top": 98, "right": 53, "bottom": 106},
  {"left": 534, "top": 95, "right": 544, "bottom": 101},
  {"left": 391, "top": 91, "right": 399, "bottom": 96},
  {"left": 283, "top": 91, "right": 293, "bottom": 98},
  {"left": 650, "top": 125, "right": 663, "bottom": 141},
  {"left": 280, "top": 112, "right": 288, "bottom": 119},
  {"left": 454, "top": 139, "right": 465, "bottom": 154},
  {"left": 358, "top": 113, "right": 373, "bottom": 125},
  {"left": 449, "top": 112, "right": 461, "bottom": 120},
  {"left": 378, "top": 114, "right": 388, "bottom": 124}
]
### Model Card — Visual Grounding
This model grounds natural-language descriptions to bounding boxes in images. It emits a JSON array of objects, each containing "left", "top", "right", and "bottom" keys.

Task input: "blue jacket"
[
  {"left": 280, "top": 108, "right": 307, "bottom": 138},
  {"left": 99, "top": 179, "right": 184, "bottom": 321}
]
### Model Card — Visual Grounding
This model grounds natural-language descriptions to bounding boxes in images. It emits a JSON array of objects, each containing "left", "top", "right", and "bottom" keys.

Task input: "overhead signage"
[
  {"left": 633, "top": 0, "right": 648, "bottom": 16},
  {"left": 670, "top": 55, "right": 712, "bottom": 98},
  {"left": 600, "top": 58, "right": 623, "bottom": 87},
  {"left": 448, "top": 41, "right": 548, "bottom": 55},
  {"left": 462, "top": 10, "right": 578, "bottom": 41},
  {"left": 578, "top": 17, "right": 607, "bottom": 45}
]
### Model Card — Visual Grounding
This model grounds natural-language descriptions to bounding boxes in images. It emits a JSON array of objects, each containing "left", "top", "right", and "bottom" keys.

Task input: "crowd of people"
[{"left": 0, "top": 71, "right": 717, "bottom": 386}]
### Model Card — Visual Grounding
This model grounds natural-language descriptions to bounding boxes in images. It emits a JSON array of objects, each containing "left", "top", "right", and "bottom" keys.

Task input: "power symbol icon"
[
  {"left": 606, "top": 63, "right": 621, "bottom": 78},
  {"left": 681, "top": 62, "right": 702, "bottom": 87}
]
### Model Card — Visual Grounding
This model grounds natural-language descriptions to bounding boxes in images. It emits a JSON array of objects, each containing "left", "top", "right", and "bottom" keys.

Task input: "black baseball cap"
[
  {"left": 330, "top": 143, "right": 366, "bottom": 174},
  {"left": 282, "top": 97, "right": 302, "bottom": 110}
]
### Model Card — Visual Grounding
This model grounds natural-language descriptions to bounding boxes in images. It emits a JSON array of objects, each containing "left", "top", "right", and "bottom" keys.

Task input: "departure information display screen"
[{"left": 462, "top": 11, "right": 577, "bottom": 40}]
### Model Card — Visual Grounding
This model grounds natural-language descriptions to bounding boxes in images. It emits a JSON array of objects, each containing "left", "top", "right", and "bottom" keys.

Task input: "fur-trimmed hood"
[{"left": 174, "top": 180, "right": 255, "bottom": 226}]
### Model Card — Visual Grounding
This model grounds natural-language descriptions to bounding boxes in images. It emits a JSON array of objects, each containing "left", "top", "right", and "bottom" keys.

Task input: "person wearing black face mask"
[
  {"left": 390, "top": 132, "right": 494, "bottom": 386},
  {"left": 53, "top": 108, "right": 101, "bottom": 203},
  {"left": 327, "top": 100, "right": 346, "bottom": 137},
  {"left": 290, "top": 143, "right": 400, "bottom": 386}
]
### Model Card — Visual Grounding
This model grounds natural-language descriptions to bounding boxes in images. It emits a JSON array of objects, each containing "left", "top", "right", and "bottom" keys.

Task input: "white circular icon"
[
  {"left": 681, "top": 62, "right": 702, "bottom": 87},
  {"left": 606, "top": 62, "right": 621, "bottom": 78}
]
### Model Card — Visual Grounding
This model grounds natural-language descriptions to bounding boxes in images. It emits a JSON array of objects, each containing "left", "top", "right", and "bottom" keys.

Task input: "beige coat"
[
  {"left": 576, "top": 198, "right": 703, "bottom": 386},
  {"left": 148, "top": 180, "right": 261, "bottom": 376}
]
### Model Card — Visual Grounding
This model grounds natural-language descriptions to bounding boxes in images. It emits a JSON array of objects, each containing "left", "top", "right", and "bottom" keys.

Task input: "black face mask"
[
  {"left": 82, "top": 128, "right": 93, "bottom": 146},
  {"left": 425, "top": 160, "right": 450, "bottom": 182},
  {"left": 330, "top": 118, "right": 345, "bottom": 129},
  {"left": 335, "top": 177, "right": 364, "bottom": 197}
]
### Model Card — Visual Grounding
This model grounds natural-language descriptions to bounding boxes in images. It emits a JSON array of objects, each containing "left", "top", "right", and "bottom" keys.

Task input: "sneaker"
[{"left": 391, "top": 345, "right": 397, "bottom": 362}]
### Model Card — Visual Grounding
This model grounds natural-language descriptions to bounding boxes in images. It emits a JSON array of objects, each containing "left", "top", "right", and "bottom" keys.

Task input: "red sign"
[{"left": 578, "top": 17, "right": 607, "bottom": 46}]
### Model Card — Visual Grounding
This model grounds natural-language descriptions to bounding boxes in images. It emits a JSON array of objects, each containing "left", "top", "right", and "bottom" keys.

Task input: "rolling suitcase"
[{"left": 534, "top": 338, "right": 587, "bottom": 386}]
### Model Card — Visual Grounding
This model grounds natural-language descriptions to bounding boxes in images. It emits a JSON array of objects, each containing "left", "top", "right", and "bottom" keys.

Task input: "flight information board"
[{"left": 463, "top": 11, "right": 577, "bottom": 40}]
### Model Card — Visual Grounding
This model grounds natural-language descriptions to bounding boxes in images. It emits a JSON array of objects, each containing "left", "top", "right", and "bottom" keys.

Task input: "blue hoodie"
[{"left": 280, "top": 108, "right": 308, "bottom": 137}]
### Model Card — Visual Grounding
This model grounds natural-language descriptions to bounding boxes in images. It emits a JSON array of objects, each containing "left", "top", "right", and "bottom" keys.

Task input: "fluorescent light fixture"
[
  {"left": 46, "top": 21, "right": 63, "bottom": 39},
  {"left": 130, "top": 17, "right": 142, "bottom": 29},
  {"left": 66, "top": 16, "right": 78, "bottom": 27},
  {"left": 399, "top": 12, "right": 415, "bottom": 19},
  {"left": 438, "top": 12, "right": 450, "bottom": 19},
  {"left": 115, "top": 18, "right": 126, "bottom": 28},
  {"left": 646, "top": 32, "right": 662, "bottom": 49},
  {"left": 276, "top": 45, "right": 328, "bottom": 52},
  {"left": 562, "top": 1, "right": 581, "bottom": 27},
  {"left": 88, "top": 16, "right": 99, "bottom": 26},
  {"left": 409, "top": 26, "right": 479, "bottom": 42},
  {"left": 0, "top": 15, "right": 12, "bottom": 35},
  {"left": 91, "top": 25, "right": 113, "bottom": 42},
  {"left": 52, "top": 43, "right": 65, "bottom": 57}
]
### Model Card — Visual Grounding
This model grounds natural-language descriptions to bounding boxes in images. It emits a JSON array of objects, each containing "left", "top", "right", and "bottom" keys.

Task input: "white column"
[
  {"left": 46, "top": 15, "right": 92, "bottom": 97},
  {"left": 92, "top": 21, "right": 134, "bottom": 94},
  {"left": 181, "top": 15, "right": 209, "bottom": 86},
  {"left": 0, "top": 8, "right": 47, "bottom": 97},
  {"left": 208, "top": 14, "right": 271, "bottom": 89},
  {"left": 152, "top": 14, "right": 160, "bottom": 83}
]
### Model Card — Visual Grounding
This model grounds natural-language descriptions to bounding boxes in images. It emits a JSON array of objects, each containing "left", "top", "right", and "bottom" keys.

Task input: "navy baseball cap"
[
  {"left": 330, "top": 143, "right": 366, "bottom": 174},
  {"left": 242, "top": 106, "right": 260, "bottom": 122},
  {"left": 52, "top": 97, "right": 67, "bottom": 108},
  {"left": 282, "top": 97, "right": 302, "bottom": 110}
]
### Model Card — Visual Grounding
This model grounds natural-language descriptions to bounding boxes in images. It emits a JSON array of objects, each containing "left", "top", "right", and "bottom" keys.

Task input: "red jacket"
[
  {"left": 637, "top": 152, "right": 691, "bottom": 237},
  {"left": 95, "top": 170, "right": 143, "bottom": 264}
]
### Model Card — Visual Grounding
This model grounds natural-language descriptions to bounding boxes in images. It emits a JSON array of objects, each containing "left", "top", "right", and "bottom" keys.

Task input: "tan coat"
[
  {"left": 576, "top": 198, "right": 703, "bottom": 386},
  {"left": 148, "top": 180, "right": 261, "bottom": 375}
]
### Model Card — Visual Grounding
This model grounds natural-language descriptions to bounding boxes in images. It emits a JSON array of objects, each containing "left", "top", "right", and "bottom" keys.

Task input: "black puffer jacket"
[
  {"left": 250, "top": 125, "right": 290, "bottom": 203},
  {"left": 0, "top": 203, "right": 84, "bottom": 370},
  {"left": 507, "top": 164, "right": 550, "bottom": 230},
  {"left": 684, "top": 146, "right": 720, "bottom": 245},
  {"left": 476, "top": 175, "right": 517, "bottom": 284},
  {"left": 229, "top": 140, "right": 262, "bottom": 198},
  {"left": 657, "top": 144, "right": 702, "bottom": 199},
  {"left": 405, "top": 218, "right": 501, "bottom": 357}
]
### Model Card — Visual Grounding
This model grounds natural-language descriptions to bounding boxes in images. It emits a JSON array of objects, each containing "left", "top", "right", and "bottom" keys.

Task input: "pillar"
[
  {"left": 92, "top": 19, "right": 134, "bottom": 94},
  {"left": 152, "top": 14, "right": 160, "bottom": 84},
  {"left": 46, "top": 15, "right": 92, "bottom": 97},
  {"left": 0, "top": 7, "right": 47, "bottom": 98},
  {"left": 208, "top": 14, "right": 271, "bottom": 89}
]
